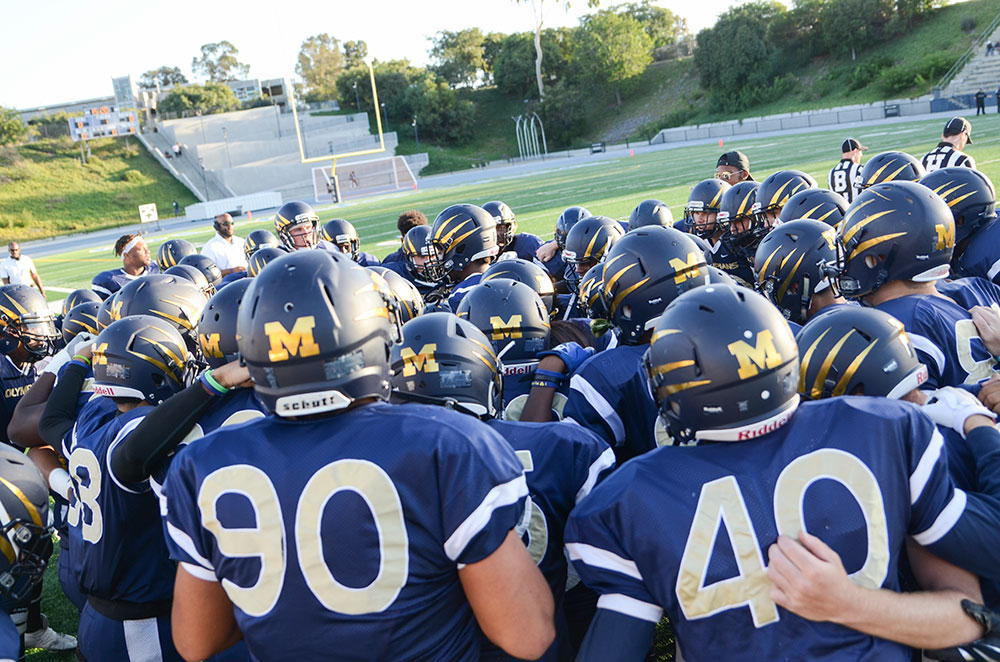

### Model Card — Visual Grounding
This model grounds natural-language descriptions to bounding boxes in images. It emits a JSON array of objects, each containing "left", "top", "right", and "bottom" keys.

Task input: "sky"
[{"left": 1, "top": 0, "right": 744, "bottom": 110}]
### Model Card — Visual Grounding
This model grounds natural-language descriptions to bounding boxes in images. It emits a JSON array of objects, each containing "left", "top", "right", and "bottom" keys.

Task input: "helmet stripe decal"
[
  {"left": 584, "top": 232, "right": 602, "bottom": 260},
  {"left": 434, "top": 216, "right": 468, "bottom": 243},
  {"left": 150, "top": 309, "right": 194, "bottom": 331},
  {"left": 660, "top": 379, "right": 711, "bottom": 397},
  {"left": 777, "top": 253, "right": 806, "bottom": 302},
  {"left": 710, "top": 188, "right": 724, "bottom": 208},
  {"left": 811, "top": 329, "right": 854, "bottom": 399},
  {"left": 832, "top": 340, "right": 878, "bottom": 397},
  {"left": 798, "top": 327, "right": 831, "bottom": 395},
  {"left": 603, "top": 263, "right": 636, "bottom": 296},
  {"left": 137, "top": 335, "right": 186, "bottom": 373},
  {"left": 883, "top": 163, "right": 912, "bottom": 182},
  {"left": 354, "top": 307, "right": 390, "bottom": 321},
  {"left": 0, "top": 477, "right": 42, "bottom": 526},
  {"left": 866, "top": 161, "right": 892, "bottom": 185},
  {"left": 841, "top": 197, "right": 877, "bottom": 226},
  {"left": 127, "top": 349, "right": 182, "bottom": 385},
  {"left": 737, "top": 190, "right": 754, "bottom": 217},
  {"left": 650, "top": 328, "right": 682, "bottom": 344},
  {"left": 945, "top": 191, "right": 976, "bottom": 208},
  {"left": 841, "top": 209, "right": 896, "bottom": 244},
  {"left": 779, "top": 248, "right": 799, "bottom": 271},
  {"left": 609, "top": 277, "right": 650, "bottom": 315},
  {"left": 848, "top": 232, "right": 907, "bottom": 261},
  {"left": 759, "top": 246, "right": 783, "bottom": 278},
  {"left": 770, "top": 180, "right": 793, "bottom": 207},
  {"left": 649, "top": 359, "right": 694, "bottom": 377}
]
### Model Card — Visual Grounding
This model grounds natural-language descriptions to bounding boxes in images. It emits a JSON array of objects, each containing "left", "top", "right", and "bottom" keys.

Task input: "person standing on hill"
[{"left": 975, "top": 89, "right": 987, "bottom": 116}]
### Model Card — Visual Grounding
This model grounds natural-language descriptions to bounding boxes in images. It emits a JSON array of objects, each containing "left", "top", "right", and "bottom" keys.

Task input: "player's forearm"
[
  {"left": 8, "top": 373, "right": 54, "bottom": 447},
  {"left": 38, "top": 362, "right": 87, "bottom": 446}
]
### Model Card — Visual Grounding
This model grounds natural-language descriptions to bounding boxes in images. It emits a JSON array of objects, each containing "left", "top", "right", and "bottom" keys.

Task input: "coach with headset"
[{"left": 200, "top": 213, "right": 247, "bottom": 277}]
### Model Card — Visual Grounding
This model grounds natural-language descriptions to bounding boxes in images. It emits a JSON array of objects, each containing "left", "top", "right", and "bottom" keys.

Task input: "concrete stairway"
[{"left": 945, "top": 22, "right": 1000, "bottom": 97}]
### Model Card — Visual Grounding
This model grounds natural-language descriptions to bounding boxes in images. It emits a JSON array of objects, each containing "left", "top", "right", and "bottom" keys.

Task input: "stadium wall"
[{"left": 650, "top": 96, "right": 934, "bottom": 145}]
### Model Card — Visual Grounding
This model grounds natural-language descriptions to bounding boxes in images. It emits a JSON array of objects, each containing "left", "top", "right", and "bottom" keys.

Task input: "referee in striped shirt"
[
  {"left": 828, "top": 138, "right": 867, "bottom": 202},
  {"left": 921, "top": 117, "right": 976, "bottom": 172}
]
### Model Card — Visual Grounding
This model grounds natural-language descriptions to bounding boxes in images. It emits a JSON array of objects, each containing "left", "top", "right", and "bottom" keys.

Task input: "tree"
[
  {"left": 615, "top": 0, "right": 687, "bottom": 49},
  {"left": 493, "top": 29, "right": 577, "bottom": 98},
  {"left": 138, "top": 66, "right": 188, "bottom": 90},
  {"left": 0, "top": 107, "right": 28, "bottom": 146},
  {"left": 482, "top": 32, "right": 507, "bottom": 84},
  {"left": 818, "top": 0, "right": 893, "bottom": 60},
  {"left": 514, "top": 0, "right": 599, "bottom": 99},
  {"left": 158, "top": 83, "right": 240, "bottom": 115},
  {"left": 402, "top": 75, "right": 475, "bottom": 143},
  {"left": 296, "top": 33, "right": 345, "bottom": 102},
  {"left": 343, "top": 40, "right": 369, "bottom": 68},
  {"left": 577, "top": 10, "right": 653, "bottom": 105},
  {"left": 191, "top": 41, "right": 250, "bottom": 83},
  {"left": 429, "top": 28, "right": 486, "bottom": 87}
]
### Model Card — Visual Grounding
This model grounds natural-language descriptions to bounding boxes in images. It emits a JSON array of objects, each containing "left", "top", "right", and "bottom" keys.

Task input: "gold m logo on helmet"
[
  {"left": 669, "top": 252, "right": 703, "bottom": 284},
  {"left": 935, "top": 223, "right": 954, "bottom": 250},
  {"left": 92, "top": 342, "right": 108, "bottom": 366},
  {"left": 200, "top": 333, "right": 223, "bottom": 359},
  {"left": 264, "top": 316, "right": 320, "bottom": 362},
  {"left": 727, "top": 330, "right": 783, "bottom": 379},
  {"left": 399, "top": 343, "right": 438, "bottom": 376},
  {"left": 489, "top": 315, "right": 523, "bottom": 340},
  {"left": 110, "top": 298, "right": 124, "bottom": 321}
]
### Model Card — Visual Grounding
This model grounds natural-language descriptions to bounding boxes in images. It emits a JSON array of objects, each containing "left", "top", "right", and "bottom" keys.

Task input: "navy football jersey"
[
  {"left": 938, "top": 276, "right": 1000, "bottom": 311},
  {"left": 448, "top": 272, "right": 484, "bottom": 312},
  {"left": 91, "top": 264, "right": 160, "bottom": 300},
  {"left": 0, "top": 355, "right": 37, "bottom": 447},
  {"left": 149, "top": 388, "right": 267, "bottom": 497},
  {"left": 566, "top": 397, "right": 980, "bottom": 662},
  {"left": 540, "top": 249, "right": 566, "bottom": 281},
  {"left": 876, "top": 294, "right": 998, "bottom": 388},
  {"left": 384, "top": 260, "right": 437, "bottom": 296},
  {"left": 709, "top": 240, "right": 754, "bottom": 288},
  {"left": 382, "top": 248, "right": 404, "bottom": 265},
  {"left": 164, "top": 402, "right": 527, "bottom": 661},
  {"left": 483, "top": 419, "right": 614, "bottom": 662},
  {"left": 63, "top": 406, "right": 175, "bottom": 603},
  {"left": 954, "top": 215, "right": 1000, "bottom": 284},
  {"left": 503, "top": 234, "right": 544, "bottom": 262},
  {"left": 562, "top": 344, "right": 660, "bottom": 462},
  {"left": 501, "top": 362, "right": 571, "bottom": 422}
]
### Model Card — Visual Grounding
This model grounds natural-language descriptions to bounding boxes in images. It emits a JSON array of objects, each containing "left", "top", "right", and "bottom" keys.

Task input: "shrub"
[
  {"left": 960, "top": 16, "right": 976, "bottom": 32},
  {"left": 120, "top": 169, "right": 146, "bottom": 183}
]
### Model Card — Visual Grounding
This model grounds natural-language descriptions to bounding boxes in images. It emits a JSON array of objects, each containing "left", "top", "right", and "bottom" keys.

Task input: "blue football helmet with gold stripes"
[
  {"left": 483, "top": 258, "right": 555, "bottom": 315},
  {"left": 919, "top": 166, "right": 996, "bottom": 245},
  {"left": 237, "top": 250, "right": 393, "bottom": 417},
  {"left": 684, "top": 179, "right": 731, "bottom": 239},
  {"left": 198, "top": 278, "right": 252, "bottom": 370},
  {"left": 116, "top": 275, "right": 207, "bottom": 357},
  {"left": 643, "top": 284, "right": 799, "bottom": 445},
  {"left": 858, "top": 151, "right": 925, "bottom": 190},
  {"left": 563, "top": 216, "right": 625, "bottom": 288},
  {"left": 92, "top": 315, "right": 192, "bottom": 404},
  {"left": 244, "top": 229, "right": 280, "bottom": 261},
  {"left": 156, "top": 239, "right": 197, "bottom": 270},
  {"left": 390, "top": 312, "right": 503, "bottom": 420},
  {"left": 837, "top": 181, "right": 954, "bottom": 299},
  {"left": 777, "top": 188, "right": 849, "bottom": 227},
  {"left": 718, "top": 181, "right": 761, "bottom": 258},
  {"left": 427, "top": 204, "right": 499, "bottom": 284},
  {"left": 274, "top": 201, "right": 320, "bottom": 251},
  {"left": 754, "top": 219, "right": 840, "bottom": 325},
  {"left": 456, "top": 278, "right": 550, "bottom": 364},
  {"left": 0, "top": 285, "right": 58, "bottom": 361},
  {"left": 0, "top": 444, "right": 53, "bottom": 601},
  {"left": 753, "top": 170, "right": 817, "bottom": 224},
  {"left": 62, "top": 301, "right": 101, "bottom": 344},
  {"left": 61, "top": 289, "right": 101, "bottom": 318}
]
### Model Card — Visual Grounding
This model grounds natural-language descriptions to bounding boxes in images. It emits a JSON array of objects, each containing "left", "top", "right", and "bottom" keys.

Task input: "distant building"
[
  {"left": 19, "top": 96, "right": 117, "bottom": 123},
  {"left": 226, "top": 79, "right": 262, "bottom": 103},
  {"left": 224, "top": 78, "right": 288, "bottom": 107}
]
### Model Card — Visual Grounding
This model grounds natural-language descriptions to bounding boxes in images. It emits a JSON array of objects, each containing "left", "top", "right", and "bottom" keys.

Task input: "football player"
[
  {"left": 857, "top": 151, "right": 926, "bottom": 191},
  {"left": 426, "top": 203, "right": 500, "bottom": 311},
  {"left": 367, "top": 267, "right": 425, "bottom": 327},
  {"left": 714, "top": 181, "right": 760, "bottom": 287},
  {"left": 754, "top": 219, "right": 847, "bottom": 331},
  {"left": 273, "top": 200, "right": 319, "bottom": 251},
  {"left": 386, "top": 225, "right": 438, "bottom": 296},
  {"left": 38, "top": 316, "right": 194, "bottom": 662},
  {"left": 627, "top": 199, "right": 673, "bottom": 232},
  {"left": 483, "top": 201, "right": 543, "bottom": 262},
  {"left": 777, "top": 188, "right": 849, "bottom": 227},
  {"left": 838, "top": 181, "right": 996, "bottom": 388},
  {"left": 562, "top": 216, "right": 624, "bottom": 290},
  {"left": 390, "top": 312, "right": 614, "bottom": 662},
  {"left": 246, "top": 246, "right": 286, "bottom": 277},
  {"left": 482, "top": 258, "right": 556, "bottom": 316},
  {"left": 521, "top": 226, "right": 709, "bottom": 461},
  {"left": 318, "top": 218, "right": 381, "bottom": 266},
  {"left": 155, "top": 239, "right": 197, "bottom": 271},
  {"left": 162, "top": 250, "right": 554, "bottom": 661},
  {"left": 919, "top": 167, "right": 999, "bottom": 284},
  {"left": 567, "top": 284, "right": 1000, "bottom": 662},
  {"left": 752, "top": 169, "right": 817, "bottom": 229},
  {"left": 165, "top": 264, "right": 216, "bottom": 301},
  {"left": 381, "top": 210, "right": 428, "bottom": 266},
  {"left": 535, "top": 206, "right": 591, "bottom": 280},
  {"left": 115, "top": 274, "right": 207, "bottom": 359},
  {"left": 91, "top": 233, "right": 160, "bottom": 300}
]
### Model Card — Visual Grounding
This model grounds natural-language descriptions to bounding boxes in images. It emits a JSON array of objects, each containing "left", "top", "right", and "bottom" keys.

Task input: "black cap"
[
  {"left": 717, "top": 151, "right": 752, "bottom": 178},
  {"left": 944, "top": 117, "right": 973, "bottom": 143},
  {"left": 841, "top": 138, "right": 869, "bottom": 153}
]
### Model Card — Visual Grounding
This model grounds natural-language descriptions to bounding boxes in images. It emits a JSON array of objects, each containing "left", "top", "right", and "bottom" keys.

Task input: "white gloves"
[{"left": 921, "top": 386, "right": 997, "bottom": 438}]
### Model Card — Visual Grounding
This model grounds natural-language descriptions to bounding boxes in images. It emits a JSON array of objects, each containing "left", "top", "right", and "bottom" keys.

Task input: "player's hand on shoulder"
[
  {"left": 536, "top": 241, "right": 559, "bottom": 263},
  {"left": 210, "top": 359, "right": 253, "bottom": 389},
  {"left": 766, "top": 530, "right": 857, "bottom": 624},
  {"left": 978, "top": 376, "right": 1000, "bottom": 415},
  {"left": 537, "top": 342, "right": 594, "bottom": 376},
  {"left": 971, "top": 306, "right": 1000, "bottom": 357}
]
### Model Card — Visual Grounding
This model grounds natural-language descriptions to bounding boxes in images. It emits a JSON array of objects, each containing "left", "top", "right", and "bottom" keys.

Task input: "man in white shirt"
[
  {"left": 200, "top": 213, "right": 247, "bottom": 277},
  {"left": 1, "top": 243, "right": 45, "bottom": 297}
]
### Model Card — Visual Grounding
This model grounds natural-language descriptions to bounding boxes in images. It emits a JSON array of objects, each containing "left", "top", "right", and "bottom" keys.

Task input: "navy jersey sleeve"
[
  {"left": 162, "top": 449, "right": 218, "bottom": 581},
  {"left": 565, "top": 425, "right": 616, "bottom": 505},
  {"left": 563, "top": 354, "right": 627, "bottom": 448}
]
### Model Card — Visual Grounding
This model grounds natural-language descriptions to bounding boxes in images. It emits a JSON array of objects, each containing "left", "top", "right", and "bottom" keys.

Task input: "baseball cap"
[
  {"left": 841, "top": 138, "right": 868, "bottom": 153},
  {"left": 717, "top": 150, "right": 752, "bottom": 177},
  {"left": 943, "top": 117, "right": 973, "bottom": 143}
]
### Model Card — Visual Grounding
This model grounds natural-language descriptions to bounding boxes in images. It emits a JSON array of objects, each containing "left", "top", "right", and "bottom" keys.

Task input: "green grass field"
[{"left": 31, "top": 111, "right": 1000, "bottom": 294}]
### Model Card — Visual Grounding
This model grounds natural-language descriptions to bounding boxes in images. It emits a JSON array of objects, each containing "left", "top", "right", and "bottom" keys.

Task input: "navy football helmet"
[
  {"left": 753, "top": 170, "right": 817, "bottom": 224},
  {"left": 427, "top": 204, "right": 499, "bottom": 283},
  {"left": 390, "top": 312, "right": 503, "bottom": 420},
  {"left": 482, "top": 201, "right": 517, "bottom": 249},
  {"left": 247, "top": 246, "right": 287, "bottom": 277},
  {"left": 684, "top": 179, "right": 730, "bottom": 239},
  {"left": 178, "top": 254, "right": 223, "bottom": 289},
  {"left": 368, "top": 267, "right": 425, "bottom": 325},
  {"left": 858, "top": 151, "right": 925, "bottom": 190},
  {"left": 238, "top": 250, "right": 393, "bottom": 416},
  {"left": 628, "top": 199, "right": 674, "bottom": 231},
  {"left": 602, "top": 226, "right": 709, "bottom": 344},
  {"left": 554, "top": 206, "right": 591, "bottom": 249},
  {"left": 718, "top": 181, "right": 760, "bottom": 257},
  {"left": 61, "top": 301, "right": 101, "bottom": 344},
  {"left": 0, "top": 285, "right": 58, "bottom": 361},
  {"left": 754, "top": 220, "right": 840, "bottom": 325},
  {"left": 0, "top": 445, "right": 53, "bottom": 602},
  {"left": 61, "top": 289, "right": 101, "bottom": 317},
  {"left": 563, "top": 216, "right": 625, "bottom": 287},
  {"left": 116, "top": 274, "right": 207, "bottom": 356},
  {"left": 244, "top": 229, "right": 280, "bottom": 260},
  {"left": 643, "top": 284, "right": 799, "bottom": 445},
  {"left": 796, "top": 306, "right": 927, "bottom": 400},
  {"left": 198, "top": 278, "right": 252, "bottom": 370},
  {"left": 96, "top": 294, "right": 117, "bottom": 332},
  {"left": 919, "top": 166, "right": 997, "bottom": 246},
  {"left": 156, "top": 239, "right": 197, "bottom": 270},
  {"left": 320, "top": 219, "right": 361, "bottom": 260},
  {"left": 777, "top": 188, "right": 849, "bottom": 227},
  {"left": 579, "top": 264, "right": 608, "bottom": 319},
  {"left": 401, "top": 225, "right": 435, "bottom": 280},
  {"left": 483, "top": 258, "right": 555, "bottom": 315},
  {"left": 165, "top": 264, "right": 215, "bottom": 300},
  {"left": 837, "top": 181, "right": 954, "bottom": 298},
  {"left": 274, "top": 201, "right": 320, "bottom": 251},
  {"left": 92, "top": 316, "right": 191, "bottom": 403},
  {"left": 456, "top": 279, "right": 550, "bottom": 364}
]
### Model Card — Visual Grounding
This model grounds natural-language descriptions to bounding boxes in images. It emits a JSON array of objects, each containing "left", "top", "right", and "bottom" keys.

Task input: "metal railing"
[{"left": 936, "top": 9, "right": 1000, "bottom": 91}]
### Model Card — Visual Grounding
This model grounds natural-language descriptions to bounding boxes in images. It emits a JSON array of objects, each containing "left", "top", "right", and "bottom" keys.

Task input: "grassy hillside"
[{"left": 0, "top": 136, "right": 199, "bottom": 243}]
